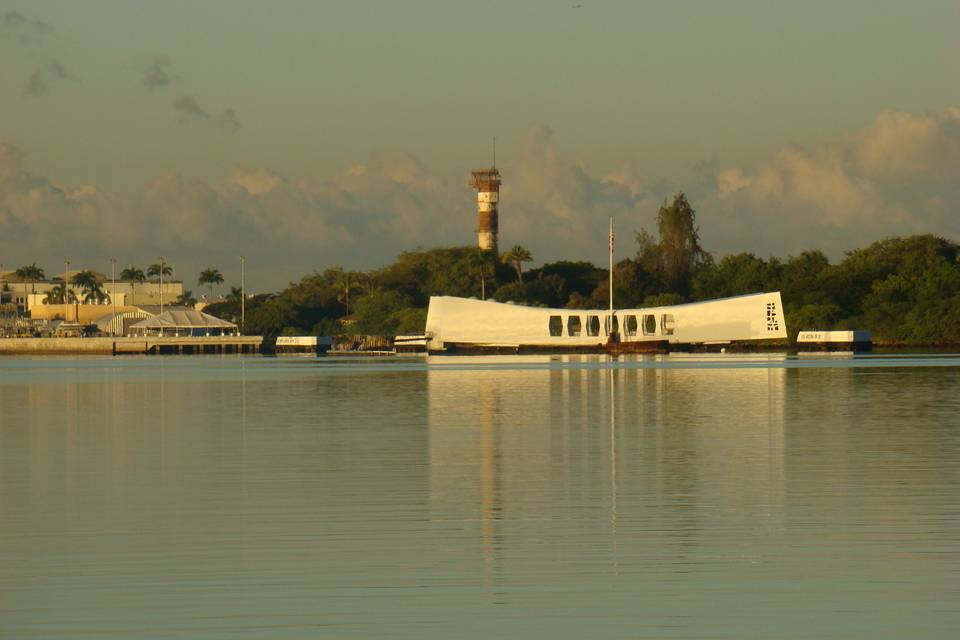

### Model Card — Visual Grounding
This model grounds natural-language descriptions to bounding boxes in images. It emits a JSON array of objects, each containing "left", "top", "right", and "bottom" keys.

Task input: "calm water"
[{"left": 1, "top": 354, "right": 958, "bottom": 638}]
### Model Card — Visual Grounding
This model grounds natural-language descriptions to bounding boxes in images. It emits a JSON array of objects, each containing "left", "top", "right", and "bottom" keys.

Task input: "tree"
[
  {"left": 176, "top": 290, "right": 198, "bottom": 307},
  {"left": 636, "top": 192, "right": 712, "bottom": 297},
  {"left": 13, "top": 263, "right": 45, "bottom": 315},
  {"left": 198, "top": 268, "right": 224, "bottom": 299},
  {"left": 43, "top": 283, "right": 77, "bottom": 305},
  {"left": 501, "top": 245, "right": 533, "bottom": 283},
  {"left": 72, "top": 270, "right": 109, "bottom": 304},
  {"left": 14, "top": 264, "right": 45, "bottom": 292},
  {"left": 468, "top": 249, "right": 498, "bottom": 299},
  {"left": 352, "top": 289, "right": 421, "bottom": 335},
  {"left": 147, "top": 263, "right": 173, "bottom": 278},
  {"left": 336, "top": 270, "right": 355, "bottom": 316},
  {"left": 227, "top": 286, "right": 243, "bottom": 302},
  {"left": 692, "top": 253, "right": 780, "bottom": 300},
  {"left": 120, "top": 266, "right": 146, "bottom": 306},
  {"left": 494, "top": 273, "right": 567, "bottom": 307}
]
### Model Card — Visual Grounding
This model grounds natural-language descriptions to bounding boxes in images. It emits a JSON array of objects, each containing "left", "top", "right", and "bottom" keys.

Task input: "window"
[
  {"left": 586, "top": 315, "right": 600, "bottom": 336},
  {"left": 661, "top": 314, "right": 675, "bottom": 335},
  {"left": 624, "top": 315, "right": 638, "bottom": 336},
  {"left": 766, "top": 302, "right": 780, "bottom": 331},
  {"left": 548, "top": 315, "right": 563, "bottom": 337},
  {"left": 643, "top": 314, "right": 657, "bottom": 336},
  {"left": 605, "top": 315, "right": 619, "bottom": 335},
  {"left": 567, "top": 316, "right": 582, "bottom": 336}
]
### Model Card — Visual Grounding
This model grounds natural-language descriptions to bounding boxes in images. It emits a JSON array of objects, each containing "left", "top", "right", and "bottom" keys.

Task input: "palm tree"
[
  {"left": 227, "top": 286, "right": 243, "bottom": 302},
  {"left": 72, "top": 270, "right": 109, "bottom": 304},
  {"left": 147, "top": 263, "right": 172, "bottom": 278},
  {"left": 469, "top": 251, "right": 494, "bottom": 300},
  {"left": 148, "top": 261, "right": 173, "bottom": 309},
  {"left": 198, "top": 268, "right": 224, "bottom": 300},
  {"left": 176, "top": 290, "right": 197, "bottom": 307},
  {"left": 13, "top": 263, "right": 45, "bottom": 315},
  {"left": 120, "top": 266, "right": 145, "bottom": 306},
  {"left": 43, "top": 283, "right": 77, "bottom": 305},
  {"left": 336, "top": 271, "right": 356, "bottom": 316},
  {"left": 501, "top": 245, "right": 533, "bottom": 283}
]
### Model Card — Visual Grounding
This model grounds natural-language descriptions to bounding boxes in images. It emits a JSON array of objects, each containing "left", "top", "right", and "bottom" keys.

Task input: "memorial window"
[
  {"left": 661, "top": 314, "right": 675, "bottom": 335},
  {"left": 643, "top": 314, "right": 657, "bottom": 336},
  {"left": 548, "top": 315, "right": 563, "bottom": 337},
  {"left": 586, "top": 315, "right": 601, "bottom": 336}
]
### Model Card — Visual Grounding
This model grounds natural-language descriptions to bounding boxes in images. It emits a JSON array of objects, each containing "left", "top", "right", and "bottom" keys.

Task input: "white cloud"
[
  {"left": 698, "top": 107, "right": 960, "bottom": 257},
  {"left": 1, "top": 106, "right": 958, "bottom": 288}
]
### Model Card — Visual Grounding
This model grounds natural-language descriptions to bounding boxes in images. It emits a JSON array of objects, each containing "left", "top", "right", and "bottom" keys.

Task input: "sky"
[{"left": 1, "top": 0, "right": 958, "bottom": 291}]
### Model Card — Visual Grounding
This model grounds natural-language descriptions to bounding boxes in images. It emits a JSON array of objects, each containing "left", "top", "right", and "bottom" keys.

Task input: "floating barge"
[
  {"left": 796, "top": 330, "right": 872, "bottom": 352},
  {"left": 273, "top": 336, "right": 333, "bottom": 355}
]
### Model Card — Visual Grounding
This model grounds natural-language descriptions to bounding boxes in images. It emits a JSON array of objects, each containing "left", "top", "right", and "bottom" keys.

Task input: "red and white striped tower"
[{"left": 470, "top": 167, "right": 501, "bottom": 253}]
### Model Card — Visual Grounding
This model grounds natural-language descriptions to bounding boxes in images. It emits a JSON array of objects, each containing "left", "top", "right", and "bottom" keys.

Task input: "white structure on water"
[
  {"left": 797, "top": 329, "right": 872, "bottom": 351},
  {"left": 424, "top": 292, "right": 787, "bottom": 352}
]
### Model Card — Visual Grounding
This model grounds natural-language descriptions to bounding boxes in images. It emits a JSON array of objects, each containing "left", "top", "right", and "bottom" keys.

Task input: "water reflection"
[
  {"left": 427, "top": 355, "right": 790, "bottom": 589},
  {"left": 1, "top": 355, "right": 958, "bottom": 638}
]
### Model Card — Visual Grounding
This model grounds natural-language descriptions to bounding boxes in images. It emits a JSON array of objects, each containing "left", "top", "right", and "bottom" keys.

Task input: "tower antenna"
[{"left": 492, "top": 136, "right": 496, "bottom": 168}]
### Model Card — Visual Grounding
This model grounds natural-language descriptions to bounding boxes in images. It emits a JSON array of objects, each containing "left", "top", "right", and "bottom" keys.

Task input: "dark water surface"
[{"left": 1, "top": 354, "right": 958, "bottom": 638}]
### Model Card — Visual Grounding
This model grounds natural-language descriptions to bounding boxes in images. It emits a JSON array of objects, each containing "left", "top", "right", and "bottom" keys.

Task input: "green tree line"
[{"left": 202, "top": 193, "right": 960, "bottom": 345}]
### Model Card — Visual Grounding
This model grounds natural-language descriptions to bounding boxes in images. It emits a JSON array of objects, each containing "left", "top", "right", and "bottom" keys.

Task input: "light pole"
[
  {"left": 240, "top": 255, "right": 245, "bottom": 335},
  {"left": 158, "top": 256, "right": 165, "bottom": 314},
  {"left": 64, "top": 259, "right": 70, "bottom": 322},
  {"left": 109, "top": 258, "right": 116, "bottom": 320}
]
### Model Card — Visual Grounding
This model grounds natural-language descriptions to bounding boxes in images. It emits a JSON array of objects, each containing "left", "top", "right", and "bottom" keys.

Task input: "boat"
[{"left": 423, "top": 292, "right": 787, "bottom": 354}]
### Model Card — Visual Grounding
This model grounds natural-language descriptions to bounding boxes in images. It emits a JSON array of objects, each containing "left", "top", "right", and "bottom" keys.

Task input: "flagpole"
[{"left": 608, "top": 217, "right": 614, "bottom": 321}]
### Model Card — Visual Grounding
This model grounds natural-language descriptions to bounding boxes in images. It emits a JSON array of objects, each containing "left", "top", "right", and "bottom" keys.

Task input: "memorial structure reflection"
[{"left": 426, "top": 354, "right": 789, "bottom": 580}]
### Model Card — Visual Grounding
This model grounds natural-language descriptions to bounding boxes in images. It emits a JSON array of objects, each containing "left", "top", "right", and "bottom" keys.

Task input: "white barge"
[
  {"left": 424, "top": 292, "right": 788, "bottom": 353},
  {"left": 797, "top": 330, "right": 872, "bottom": 352}
]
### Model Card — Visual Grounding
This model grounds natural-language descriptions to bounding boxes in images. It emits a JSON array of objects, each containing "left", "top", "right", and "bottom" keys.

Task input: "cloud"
[
  {"left": 697, "top": 107, "right": 960, "bottom": 257},
  {"left": 22, "top": 59, "right": 71, "bottom": 98},
  {"left": 172, "top": 95, "right": 242, "bottom": 133},
  {"left": 1, "top": 106, "right": 958, "bottom": 289},
  {"left": 1, "top": 10, "right": 52, "bottom": 42},
  {"left": 141, "top": 56, "right": 179, "bottom": 88},
  {"left": 0, "top": 140, "right": 466, "bottom": 288},
  {"left": 141, "top": 57, "right": 241, "bottom": 134},
  {"left": 504, "top": 124, "right": 663, "bottom": 259}
]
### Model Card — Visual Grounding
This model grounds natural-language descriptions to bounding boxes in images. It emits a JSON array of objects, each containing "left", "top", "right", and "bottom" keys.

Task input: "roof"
[
  {"left": 53, "top": 270, "right": 108, "bottom": 283},
  {"left": 130, "top": 309, "right": 237, "bottom": 329},
  {"left": 94, "top": 310, "right": 152, "bottom": 332}
]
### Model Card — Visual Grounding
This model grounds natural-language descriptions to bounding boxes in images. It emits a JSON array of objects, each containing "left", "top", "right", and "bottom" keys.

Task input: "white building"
[{"left": 424, "top": 292, "right": 788, "bottom": 352}]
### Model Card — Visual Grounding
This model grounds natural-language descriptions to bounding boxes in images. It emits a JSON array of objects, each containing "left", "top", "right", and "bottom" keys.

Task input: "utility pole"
[
  {"left": 240, "top": 255, "right": 245, "bottom": 335},
  {"left": 110, "top": 258, "right": 116, "bottom": 322},
  {"left": 158, "top": 256, "right": 164, "bottom": 314},
  {"left": 64, "top": 259, "right": 70, "bottom": 322}
]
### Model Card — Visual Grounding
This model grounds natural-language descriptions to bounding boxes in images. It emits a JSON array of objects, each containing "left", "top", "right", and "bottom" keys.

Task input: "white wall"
[{"left": 425, "top": 293, "right": 788, "bottom": 349}]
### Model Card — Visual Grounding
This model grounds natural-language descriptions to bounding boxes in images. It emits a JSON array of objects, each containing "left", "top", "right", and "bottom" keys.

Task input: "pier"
[{"left": 0, "top": 336, "right": 263, "bottom": 356}]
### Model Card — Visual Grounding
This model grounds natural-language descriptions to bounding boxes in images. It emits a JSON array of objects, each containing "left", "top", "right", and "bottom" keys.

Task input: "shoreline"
[
  {"left": 2, "top": 336, "right": 960, "bottom": 357},
  {"left": 0, "top": 336, "right": 262, "bottom": 355}
]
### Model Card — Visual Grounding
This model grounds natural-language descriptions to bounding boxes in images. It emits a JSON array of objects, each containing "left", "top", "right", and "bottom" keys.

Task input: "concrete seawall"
[{"left": 0, "top": 336, "right": 262, "bottom": 355}]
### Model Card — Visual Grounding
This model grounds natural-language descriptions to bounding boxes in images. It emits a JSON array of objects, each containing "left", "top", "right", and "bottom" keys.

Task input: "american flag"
[{"left": 608, "top": 219, "right": 615, "bottom": 254}]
